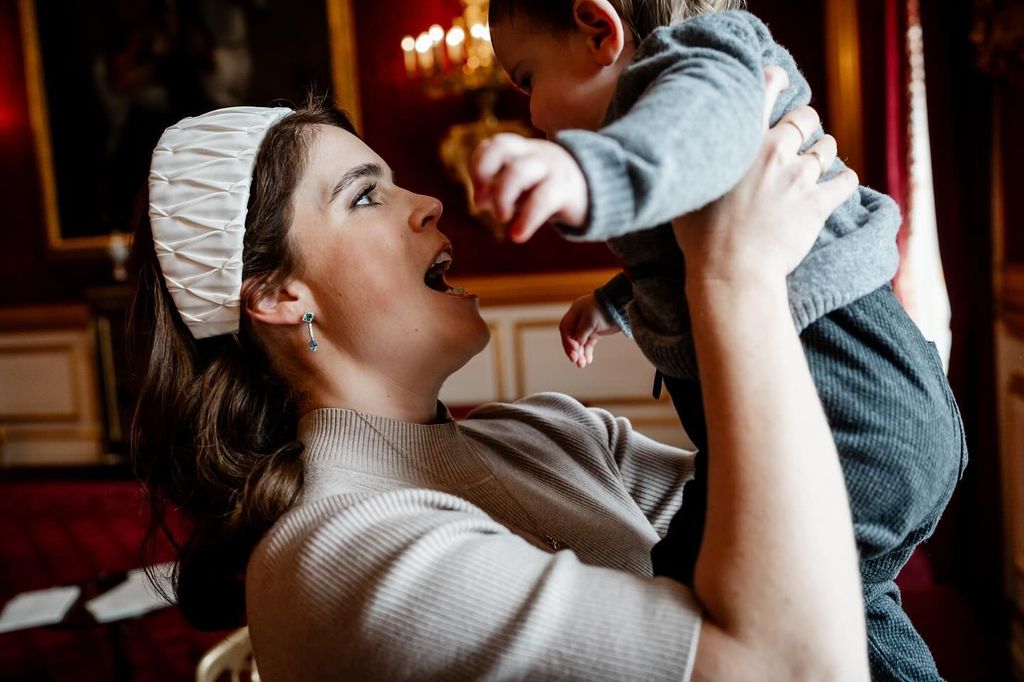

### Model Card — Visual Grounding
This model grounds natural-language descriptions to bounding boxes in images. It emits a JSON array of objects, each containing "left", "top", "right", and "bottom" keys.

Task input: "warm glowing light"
[
  {"left": 415, "top": 33, "right": 433, "bottom": 53},
  {"left": 446, "top": 26, "right": 466, "bottom": 47},
  {"left": 470, "top": 23, "right": 489, "bottom": 40},
  {"left": 401, "top": 35, "right": 416, "bottom": 51},
  {"left": 429, "top": 24, "right": 445, "bottom": 43}
]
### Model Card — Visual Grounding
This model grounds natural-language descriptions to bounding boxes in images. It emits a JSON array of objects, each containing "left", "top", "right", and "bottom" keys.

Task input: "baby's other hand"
[
  {"left": 470, "top": 134, "right": 588, "bottom": 243},
  {"left": 558, "top": 294, "right": 621, "bottom": 368}
]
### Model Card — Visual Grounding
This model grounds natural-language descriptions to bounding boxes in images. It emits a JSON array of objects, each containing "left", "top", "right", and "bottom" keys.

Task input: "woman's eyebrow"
[{"left": 328, "top": 163, "right": 385, "bottom": 203}]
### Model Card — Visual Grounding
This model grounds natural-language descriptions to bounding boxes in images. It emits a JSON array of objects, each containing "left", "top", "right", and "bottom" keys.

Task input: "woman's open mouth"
[{"left": 424, "top": 250, "right": 468, "bottom": 296}]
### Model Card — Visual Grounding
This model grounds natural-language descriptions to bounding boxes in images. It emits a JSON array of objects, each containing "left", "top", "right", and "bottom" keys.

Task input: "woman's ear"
[
  {"left": 572, "top": 0, "right": 628, "bottom": 67},
  {"left": 244, "top": 277, "right": 311, "bottom": 328}
]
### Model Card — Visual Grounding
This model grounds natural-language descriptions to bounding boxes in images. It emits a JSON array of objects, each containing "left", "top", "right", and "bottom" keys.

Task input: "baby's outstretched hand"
[
  {"left": 559, "top": 294, "right": 620, "bottom": 368},
  {"left": 470, "top": 134, "right": 588, "bottom": 243}
]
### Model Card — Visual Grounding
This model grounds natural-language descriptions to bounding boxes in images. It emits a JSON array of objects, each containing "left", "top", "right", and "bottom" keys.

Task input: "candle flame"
[
  {"left": 470, "top": 23, "right": 490, "bottom": 41},
  {"left": 401, "top": 35, "right": 416, "bottom": 51},
  {"left": 429, "top": 24, "right": 445, "bottom": 43},
  {"left": 446, "top": 26, "right": 466, "bottom": 47},
  {"left": 415, "top": 33, "right": 433, "bottom": 53}
]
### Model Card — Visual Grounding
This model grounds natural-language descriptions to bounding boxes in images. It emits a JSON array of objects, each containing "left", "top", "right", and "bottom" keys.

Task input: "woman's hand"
[
  {"left": 686, "top": 66, "right": 869, "bottom": 680},
  {"left": 672, "top": 67, "right": 858, "bottom": 290}
]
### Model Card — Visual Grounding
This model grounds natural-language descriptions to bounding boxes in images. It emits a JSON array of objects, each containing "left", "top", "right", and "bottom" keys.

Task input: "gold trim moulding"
[{"left": 453, "top": 268, "right": 620, "bottom": 307}]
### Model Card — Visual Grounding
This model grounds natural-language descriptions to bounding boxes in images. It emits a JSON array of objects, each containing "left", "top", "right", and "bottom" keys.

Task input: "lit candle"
[
  {"left": 401, "top": 35, "right": 417, "bottom": 78},
  {"left": 415, "top": 32, "right": 434, "bottom": 74},
  {"left": 468, "top": 23, "right": 488, "bottom": 68},
  {"left": 446, "top": 26, "right": 466, "bottom": 65},
  {"left": 429, "top": 24, "right": 446, "bottom": 71},
  {"left": 470, "top": 22, "right": 489, "bottom": 42},
  {"left": 471, "top": 23, "right": 493, "bottom": 68}
]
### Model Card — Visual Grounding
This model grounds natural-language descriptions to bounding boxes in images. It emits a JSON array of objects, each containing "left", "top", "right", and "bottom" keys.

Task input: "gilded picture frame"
[{"left": 19, "top": 0, "right": 362, "bottom": 256}]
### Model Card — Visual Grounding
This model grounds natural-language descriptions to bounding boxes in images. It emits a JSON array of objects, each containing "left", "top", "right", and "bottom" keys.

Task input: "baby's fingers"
[
  {"left": 582, "top": 336, "right": 598, "bottom": 367},
  {"left": 492, "top": 157, "right": 546, "bottom": 223},
  {"left": 508, "top": 182, "right": 559, "bottom": 243},
  {"left": 562, "top": 334, "right": 582, "bottom": 363},
  {"left": 559, "top": 312, "right": 582, "bottom": 362},
  {"left": 471, "top": 134, "right": 528, "bottom": 210}
]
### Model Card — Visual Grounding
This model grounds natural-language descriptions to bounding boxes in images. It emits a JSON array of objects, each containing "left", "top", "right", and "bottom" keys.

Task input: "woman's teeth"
[{"left": 425, "top": 251, "right": 456, "bottom": 293}]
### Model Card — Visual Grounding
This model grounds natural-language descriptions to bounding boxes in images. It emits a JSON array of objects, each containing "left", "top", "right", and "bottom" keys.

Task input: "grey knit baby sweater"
[
  {"left": 246, "top": 393, "right": 702, "bottom": 681},
  {"left": 555, "top": 10, "right": 902, "bottom": 380}
]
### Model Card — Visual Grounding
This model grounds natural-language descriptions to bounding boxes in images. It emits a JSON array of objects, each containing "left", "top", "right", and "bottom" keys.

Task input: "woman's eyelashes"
[
  {"left": 352, "top": 183, "right": 381, "bottom": 209},
  {"left": 517, "top": 73, "right": 533, "bottom": 94}
]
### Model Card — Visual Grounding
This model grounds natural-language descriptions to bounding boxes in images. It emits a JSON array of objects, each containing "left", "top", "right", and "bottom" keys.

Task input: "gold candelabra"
[{"left": 400, "top": 0, "right": 533, "bottom": 238}]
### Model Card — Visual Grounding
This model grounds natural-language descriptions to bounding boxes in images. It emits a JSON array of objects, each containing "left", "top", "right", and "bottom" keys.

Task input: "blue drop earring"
[{"left": 302, "top": 311, "right": 318, "bottom": 352}]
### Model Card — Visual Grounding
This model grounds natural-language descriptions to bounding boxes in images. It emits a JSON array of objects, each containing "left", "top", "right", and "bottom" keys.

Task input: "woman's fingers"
[
  {"left": 769, "top": 105, "right": 821, "bottom": 155},
  {"left": 797, "top": 134, "right": 838, "bottom": 184},
  {"left": 761, "top": 66, "right": 790, "bottom": 130},
  {"left": 814, "top": 168, "right": 859, "bottom": 221}
]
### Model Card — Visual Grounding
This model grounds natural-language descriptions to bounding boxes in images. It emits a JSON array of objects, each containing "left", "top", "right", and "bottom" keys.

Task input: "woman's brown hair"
[{"left": 130, "top": 98, "right": 355, "bottom": 630}]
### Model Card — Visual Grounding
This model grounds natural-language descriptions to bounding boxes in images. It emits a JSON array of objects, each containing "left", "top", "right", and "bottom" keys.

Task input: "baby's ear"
[
  {"left": 572, "top": 0, "right": 628, "bottom": 66},
  {"left": 244, "top": 276, "right": 310, "bottom": 328}
]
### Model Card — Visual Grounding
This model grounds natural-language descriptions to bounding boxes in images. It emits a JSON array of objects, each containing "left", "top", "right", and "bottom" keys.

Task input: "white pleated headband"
[{"left": 148, "top": 106, "right": 294, "bottom": 339}]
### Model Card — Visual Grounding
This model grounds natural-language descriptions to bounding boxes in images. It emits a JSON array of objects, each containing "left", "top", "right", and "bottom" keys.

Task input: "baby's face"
[{"left": 491, "top": 20, "right": 625, "bottom": 137}]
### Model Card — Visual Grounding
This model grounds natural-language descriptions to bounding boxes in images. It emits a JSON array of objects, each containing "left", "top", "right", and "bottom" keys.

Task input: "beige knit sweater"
[{"left": 246, "top": 392, "right": 702, "bottom": 680}]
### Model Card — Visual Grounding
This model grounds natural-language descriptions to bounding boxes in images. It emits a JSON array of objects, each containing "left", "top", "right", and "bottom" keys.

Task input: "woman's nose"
[{"left": 410, "top": 195, "right": 443, "bottom": 232}]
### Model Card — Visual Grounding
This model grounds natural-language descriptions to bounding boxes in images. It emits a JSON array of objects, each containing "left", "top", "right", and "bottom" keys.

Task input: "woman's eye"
[
  {"left": 519, "top": 74, "right": 533, "bottom": 94},
  {"left": 353, "top": 184, "right": 379, "bottom": 208}
]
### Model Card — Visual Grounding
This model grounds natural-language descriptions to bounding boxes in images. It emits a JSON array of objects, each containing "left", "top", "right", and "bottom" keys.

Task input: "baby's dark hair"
[{"left": 489, "top": 0, "right": 746, "bottom": 44}]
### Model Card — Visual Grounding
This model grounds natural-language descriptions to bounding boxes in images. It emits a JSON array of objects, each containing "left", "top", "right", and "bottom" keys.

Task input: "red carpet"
[{"left": 0, "top": 477, "right": 228, "bottom": 681}]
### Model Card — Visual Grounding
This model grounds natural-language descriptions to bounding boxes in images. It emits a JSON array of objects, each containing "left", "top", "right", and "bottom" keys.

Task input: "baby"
[{"left": 470, "top": 1, "right": 966, "bottom": 679}]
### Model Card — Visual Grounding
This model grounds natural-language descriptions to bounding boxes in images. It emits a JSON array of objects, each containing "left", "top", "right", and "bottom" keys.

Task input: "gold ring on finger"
[
  {"left": 782, "top": 119, "right": 807, "bottom": 146},
  {"left": 803, "top": 149, "right": 829, "bottom": 176}
]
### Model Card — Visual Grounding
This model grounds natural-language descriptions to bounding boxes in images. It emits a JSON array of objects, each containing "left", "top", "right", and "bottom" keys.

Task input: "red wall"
[
  {"left": 0, "top": 0, "right": 865, "bottom": 304},
  {"left": 0, "top": 1, "right": 110, "bottom": 307}
]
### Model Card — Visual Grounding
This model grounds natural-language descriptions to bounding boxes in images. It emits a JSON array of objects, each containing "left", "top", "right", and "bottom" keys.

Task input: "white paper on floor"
[
  {"left": 85, "top": 563, "right": 175, "bottom": 623},
  {"left": 0, "top": 586, "right": 82, "bottom": 634}
]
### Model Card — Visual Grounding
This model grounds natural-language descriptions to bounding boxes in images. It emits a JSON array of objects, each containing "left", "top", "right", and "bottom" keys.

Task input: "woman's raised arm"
[{"left": 682, "top": 68, "right": 869, "bottom": 680}]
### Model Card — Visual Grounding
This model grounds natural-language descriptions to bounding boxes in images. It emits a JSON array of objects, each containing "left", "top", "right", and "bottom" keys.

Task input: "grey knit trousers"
[{"left": 651, "top": 284, "right": 967, "bottom": 681}]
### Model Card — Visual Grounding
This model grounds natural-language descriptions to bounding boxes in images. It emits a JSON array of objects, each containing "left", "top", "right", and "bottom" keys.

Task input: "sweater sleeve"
[
  {"left": 580, "top": 405, "right": 695, "bottom": 537},
  {"left": 594, "top": 271, "right": 634, "bottom": 337},
  {"left": 247, "top": 490, "right": 702, "bottom": 682},
  {"left": 554, "top": 10, "right": 773, "bottom": 241},
  {"left": 473, "top": 393, "right": 693, "bottom": 537}
]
